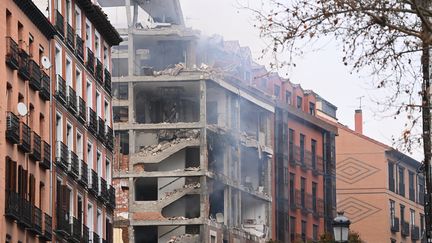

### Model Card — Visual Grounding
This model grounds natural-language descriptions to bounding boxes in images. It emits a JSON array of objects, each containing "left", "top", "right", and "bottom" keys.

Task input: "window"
[
  {"left": 95, "top": 31, "right": 101, "bottom": 59},
  {"left": 410, "top": 209, "right": 415, "bottom": 228},
  {"left": 65, "top": 0, "right": 72, "bottom": 23},
  {"left": 87, "top": 203, "right": 94, "bottom": 235},
  {"left": 398, "top": 166, "right": 405, "bottom": 196},
  {"left": 289, "top": 173, "right": 295, "bottom": 206},
  {"left": 301, "top": 220, "right": 307, "bottom": 240},
  {"left": 77, "top": 132, "right": 83, "bottom": 159},
  {"left": 104, "top": 45, "right": 109, "bottom": 69},
  {"left": 400, "top": 204, "right": 405, "bottom": 224},
  {"left": 300, "top": 177, "right": 306, "bottom": 207},
  {"left": 87, "top": 142, "right": 93, "bottom": 169},
  {"left": 55, "top": 45, "right": 62, "bottom": 76},
  {"left": 76, "top": 69, "right": 82, "bottom": 97},
  {"left": 75, "top": 5, "right": 81, "bottom": 36},
  {"left": 285, "top": 91, "right": 292, "bottom": 105},
  {"left": 97, "top": 151, "right": 102, "bottom": 175},
  {"left": 419, "top": 176, "right": 425, "bottom": 205},
  {"left": 290, "top": 216, "right": 296, "bottom": 241},
  {"left": 85, "top": 20, "right": 92, "bottom": 49},
  {"left": 388, "top": 162, "right": 395, "bottom": 192},
  {"left": 104, "top": 100, "right": 110, "bottom": 124},
  {"left": 390, "top": 200, "right": 396, "bottom": 227},
  {"left": 274, "top": 85, "right": 280, "bottom": 98},
  {"left": 77, "top": 194, "right": 83, "bottom": 223},
  {"left": 66, "top": 122, "right": 73, "bottom": 148},
  {"left": 289, "top": 129, "right": 294, "bottom": 163},
  {"left": 420, "top": 213, "right": 425, "bottom": 236},
  {"left": 106, "top": 158, "right": 111, "bottom": 185},
  {"left": 309, "top": 102, "right": 315, "bottom": 115},
  {"left": 300, "top": 134, "right": 305, "bottom": 165},
  {"left": 56, "top": 113, "right": 63, "bottom": 142},
  {"left": 313, "top": 224, "right": 318, "bottom": 241},
  {"left": 296, "top": 96, "right": 302, "bottom": 109},
  {"left": 311, "top": 139, "right": 317, "bottom": 170},
  {"left": 86, "top": 80, "right": 92, "bottom": 108},
  {"left": 96, "top": 91, "right": 101, "bottom": 117},
  {"left": 312, "top": 182, "right": 317, "bottom": 212},
  {"left": 97, "top": 209, "right": 103, "bottom": 238},
  {"left": 409, "top": 171, "right": 415, "bottom": 201},
  {"left": 65, "top": 57, "right": 72, "bottom": 87}
]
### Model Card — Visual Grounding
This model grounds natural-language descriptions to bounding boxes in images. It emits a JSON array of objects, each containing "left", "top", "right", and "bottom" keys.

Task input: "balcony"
[
  {"left": 29, "top": 132, "right": 42, "bottom": 162},
  {"left": 40, "top": 72, "right": 51, "bottom": 101},
  {"left": 411, "top": 226, "right": 420, "bottom": 240},
  {"left": 104, "top": 68, "right": 111, "bottom": 94},
  {"left": 70, "top": 217, "right": 81, "bottom": 243},
  {"left": 56, "top": 141, "right": 69, "bottom": 171},
  {"left": 93, "top": 232, "right": 101, "bottom": 243},
  {"left": 108, "top": 185, "right": 116, "bottom": 209},
  {"left": 401, "top": 221, "right": 410, "bottom": 237},
  {"left": 55, "top": 10, "right": 64, "bottom": 36},
  {"left": 312, "top": 199, "right": 324, "bottom": 218},
  {"left": 56, "top": 208, "right": 71, "bottom": 237},
  {"left": 18, "top": 49, "right": 30, "bottom": 81},
  {"left": 29, "top": 59, "right": 42, "bottom": 91},
  {"left": 66, "top": 23, "right": 75, "bottom": 49},
  {"left": 68, "top": 151, "right": 80, "bottom": 178},
  {"left": 89, "top": 169, "right": 99, "bottom": 196},
  {"left": 29, "top": 205, "right": 43, "bottom": 235},
  {"left": 78, "top": 97, "right": 87, "bottom": 124},
  {"left": 99, "top": 177, "right": 108, "bottom": 202},
  {"left": 67, "top": 86, "right": 77, "bottom": 113},
  {"left": 5, "top": 190, "right": 20, "bottom": 220},
  {"left": 5, "top": 37, "right": 19, "bottom": 69},
  {"left": 40, "top": 140, "right": 51, "bottom": 170},
  {"left": 86, "top": 48, "right": 95, "bottom": 74},
  {"left": 56, "top": 75, "right": 67, "bottom": 104},
  {"left": 105, "top": 125, "right": 114, "bottom": 151},
  {"left": 88, "top": 108, "right": 97, "bottom": 134},
  {"left": 40, "top": 213, "right": 52, "bottom": 241},
  {"left": 19, "top": 122, "right": 31, "bottom": 153},
  {"left": 18, "top": 197, "right": 32, "bottom": 228},
  {"left": 6, "top": 112, "right": 20, "bottom": 144},
  {"left": 82, "top": 225, "right": 89, "bottom": 243},
  {"left": 98, "top": 118, "right": 105, "bottom": 142},
  {"left": 78, "top": 160, "right": 88, "bottom": 187},
  {"left": 75, "top": 35, "right": 84, "bottom": 62},
  {"left": 96, "top": 59, "right": 103, "bottom": 85}
]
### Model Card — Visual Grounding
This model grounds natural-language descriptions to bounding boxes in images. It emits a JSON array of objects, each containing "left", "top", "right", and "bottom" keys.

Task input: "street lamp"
[{"left": 333, "top": 211, "right": 351, "bottom": 243}]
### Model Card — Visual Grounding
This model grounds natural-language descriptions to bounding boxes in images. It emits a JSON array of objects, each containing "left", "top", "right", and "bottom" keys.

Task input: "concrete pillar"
[
  {"left": 199, "top": 80, "right": 207, "bottom": 171},
  {"left": 128, "top": 82, "right": 134, "bottom": 123},
  {"left": 186, "top": 40, "right": 197, "bottom": 68}
]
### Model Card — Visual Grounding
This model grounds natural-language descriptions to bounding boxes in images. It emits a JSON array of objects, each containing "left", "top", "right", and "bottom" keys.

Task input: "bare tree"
[{"left": 248, "top": 0, "right": 432, "bottom": 241}]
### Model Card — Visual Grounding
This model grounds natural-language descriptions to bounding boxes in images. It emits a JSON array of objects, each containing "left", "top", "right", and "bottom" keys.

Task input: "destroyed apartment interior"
[{"left": 99, "top": 0, "right": 275, "bottom": 242}]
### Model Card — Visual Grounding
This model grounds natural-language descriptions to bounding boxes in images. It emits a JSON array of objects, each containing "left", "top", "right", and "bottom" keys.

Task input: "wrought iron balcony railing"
[
  {"left": 29, "top": 59, "right": 41, "bottom": 91},
  {"left": 401, "top": 221, "right": 410, "bottom": 237},
  {"left": 67, "top": 86, "right": 77, "bottom": 113},
  {"left": 78, "top": 97, "right": 86, "bottom": 124},
  {"left": 68, "top": 151, "right": 79, "bottom": 178},
  {"left": 30, "top": 131, "right": 42, "bottom": 162},
  {"left": 86, "top": 48, "right": 95, "bottom": 74},
  {"left": 99, "top": 177, "right": 108, "bottom": 202},
  {"left": 104, "top": 68, "right": 111, "bottom": 94},
  {"left": 411, "top": 225, "right": 420, "bottom": 240},
  {"left": 40, "top": 213, "right": 52, "bottom": 241},
  {"left": 40, "top": 140, "right": 51, "bottom": 170},
  {"left": 98, "top": 117, "right": 105, "bottom": 142},
  {"left": 6, "top": 112, "right": 20, "bottom": 144},
  {"left": 93, "top": 232, "right": 101, "bottom": 243},
  {"left": 89, "top": 169, "right": 99, "bottom": 196},
  {"left": 96, "top": 59, "right": 103, "bottom": 84},
  {"left": 88, "top": 107, "right": 97, "bottom": 134},
  {"left": 56, "top": 208, "right": 71, "bottom": 237},
  {"left": 19, "top": 122, "right": 31, "bottom": 153},
  {"left": 55, "top": 10, "right": 64, "bottom": 36},
  {"left": 18, "top": 196, "right": 32, "bottom": 228},
  {"left": 56, "top": 141, "right": 69, "bottom": 171},
  {"left": 18, "top": 49, "right": 30, "bottom": 81},
  {"left": 66, "top": 23, "right": 75, "bottom": 49},
  {"left": 82, "top": 225, "right": 89, "bottom": 243},
  {"left": 30, "top": 205, "right": 43, "bottom": 235},
  {"left": 40, "top": 72, "right": 51, "bottom": 101},
  {"left": 70, "top": 217, "right": 81, "bottom": 242},
  {"left": 78, "top": 160, "right": 88, "bottom": 187},
  {"left": 105, "top": 125, "right": 114, "bottom": 151},
  {"left": 108, "top": 185, "right": 116, "bottom": 209},
  {"left": 56, "top": 75, "right": 67, "bottom": 104},
  {"left": 5, "top": 190, "right": 20, "bottom": 220},
  {"left": 75, "top": 34, "right": 84, "bottom": 61},
  {"left": 5, "top": 37, "right": 19, "bottom": 69}
]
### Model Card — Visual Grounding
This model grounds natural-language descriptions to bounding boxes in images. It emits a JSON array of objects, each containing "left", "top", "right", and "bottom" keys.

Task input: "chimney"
[{"left": 355, "top": 109, "right": 363, "bottom": 134}]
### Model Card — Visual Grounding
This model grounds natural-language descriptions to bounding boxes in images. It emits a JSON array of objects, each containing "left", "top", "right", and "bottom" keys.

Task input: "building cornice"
[{"left": 13, "top": 0, "right": 56, "bottom": 39}]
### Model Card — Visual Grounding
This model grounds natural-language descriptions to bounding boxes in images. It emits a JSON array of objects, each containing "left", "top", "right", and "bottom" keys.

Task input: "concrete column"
[
  {"left": 186, "top": 40, "right": 197, "bottom": 68},
  {"left": 128, "top": 82, "right": 134, "bottom": 123},
  {"left": 199, "top": 80, "right": 207, "bottom": 171},
  {"left": 127, "top": 33, "right": 134, "bottom": 76}
]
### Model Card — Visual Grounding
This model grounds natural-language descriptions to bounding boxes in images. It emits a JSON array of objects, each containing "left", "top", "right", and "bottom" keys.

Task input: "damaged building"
[{"left": 98, "top": 0, "right": 274, "bottom": 242}]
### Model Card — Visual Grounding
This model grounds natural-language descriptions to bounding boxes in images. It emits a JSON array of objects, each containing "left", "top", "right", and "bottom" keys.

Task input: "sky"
[{"left": 179, "top": 0, "right": 422, "bottom": 160}]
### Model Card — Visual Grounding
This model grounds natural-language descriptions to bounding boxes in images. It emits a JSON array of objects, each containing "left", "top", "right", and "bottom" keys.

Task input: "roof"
[
  {"left": 13, "top": 0, "right": 56, "bottom": 39},
  {"left": 75, "top": 0, "right": 122, "bottom": 46}
]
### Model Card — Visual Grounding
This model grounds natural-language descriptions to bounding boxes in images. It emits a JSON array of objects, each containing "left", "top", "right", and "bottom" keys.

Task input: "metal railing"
[
  {"left": 18, "top": 49, "right": 30, "bottom": 80},
  {"left": 30, "top": 131, "right": 42, "bottom": 161},
  {"left": 104, "top": 68, "right": 111, "bottom": 94},
  {"left": 56, "top": 75, "right": 67, "bottom": 104},
  {"left": 78, "top": 97, "right": 86, "bottom": 124},
  {"left": 5, "top": 37, "right": 19, "bottom": 69},
  {"left": 75, "top": 34, "right": 84, "bottom": 61},
  {"left": 6, "top": 112, "right": 20, "bottom": 144},
  {"left": 88, "top": 107, "right": 97, "bottom": 134},
  {"left": 86, "top": 48, "right": 94, "bottom": 74},
  {"left": 55, "top": 10, "right": 64, "bottom": 36},
  {"left": 56, "top": 141, "right": 69, "bottom": 170},
  {"left": 79, "top": 160, "right": 88, "bottom": 187},
  {"left": 40, "top": 72, "right": 51, "bottom": 101},
  {"left": 66, "top": 23, "right": 75, "bottom": 48},
  {"left": 67, "top": 86, "right": 77, "bottom": 113},
  {"left": 69, "top": 151, "right": 80, "bottom": 178},
  {"left": 40, "top": 140, "right": 51, "bottom": 170},
  {"left": 29, "top": 59, "right": 41, "bottom": 90},
  {"left": 96, "top": 59, "right": 103, "bottom": 84},
  {"left": 19, "top": 122, "right": 31, "bottom": 153}
]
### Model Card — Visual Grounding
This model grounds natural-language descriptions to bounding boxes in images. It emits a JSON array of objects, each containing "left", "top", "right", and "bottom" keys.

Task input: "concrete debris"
[
  {"left": 167, "top": 216, "right": 188, "bottom": 220},
  {"left": 137, "top": 129, "right": 200, "bottom": 156},
  {"left": 184, "top": 166, "right": 200, "bottom": 171},
  {"left": 154, "top": 63, "right": 185, "bottom": 76},
  {"left": 160, "top": 183, "right": 201, "bottom": 200},
  {"left": 167, "top": 234, "right": 199, "bottom": 243}
]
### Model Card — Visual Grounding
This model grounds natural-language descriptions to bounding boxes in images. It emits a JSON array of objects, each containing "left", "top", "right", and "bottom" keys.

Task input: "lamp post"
[{"left": 333, "top": 211, "right": 351, "bottom": 243}]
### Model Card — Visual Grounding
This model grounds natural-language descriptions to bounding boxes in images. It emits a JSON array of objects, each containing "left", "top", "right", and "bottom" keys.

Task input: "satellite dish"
[
  {"left": 17, "top": 102, "right": 28, "bottom": 116},
  {"left": 41, "top": 56, "right": 51, "bottom": 69}
]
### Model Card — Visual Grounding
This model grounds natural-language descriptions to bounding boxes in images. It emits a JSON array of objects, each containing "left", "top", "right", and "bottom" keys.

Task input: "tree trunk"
[{"left": 421, "top": 36, "right": 432, "bottom": 242}]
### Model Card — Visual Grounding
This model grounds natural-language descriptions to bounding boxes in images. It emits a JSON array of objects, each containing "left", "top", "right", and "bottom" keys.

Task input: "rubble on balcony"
[
  {"left": 167, "top": 234, "right": 200, "bottom": 243},
  {"left": 158, "top": 183, "right": 200, "bottom": 201},
  {"left": 138, "top": 130, "right": 199, "bottom": 157}
]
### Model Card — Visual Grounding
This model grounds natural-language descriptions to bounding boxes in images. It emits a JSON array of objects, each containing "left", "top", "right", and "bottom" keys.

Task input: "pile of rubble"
[
  {"left": 167, "top": 216, "right": 188, "bottom": 220},
  {"left": 166, "top": 234, "right": 199, "bottom": 243},
  {"left": 159, "top": 183, "right": 201, "bottom": 200},
  {"left": 137, "top": 129, "right": 200, "bottom": 156}
]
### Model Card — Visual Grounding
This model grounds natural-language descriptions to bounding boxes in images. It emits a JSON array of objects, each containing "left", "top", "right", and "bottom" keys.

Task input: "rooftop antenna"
[{"left": 357, "top": 96, "right": 365, "bottom": 109}]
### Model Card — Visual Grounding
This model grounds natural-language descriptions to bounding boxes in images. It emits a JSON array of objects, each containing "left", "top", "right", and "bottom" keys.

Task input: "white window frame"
[
  {"left": 95, "top": 31, "right": 101, "bottom": 59},
  {"left": 75, "top": 5, "right": 82, "bottom": 36},
  {"left": 85, "top": 19, "right": 92, "bottom": 49},
  {"left": 55, "top": 43, "right": 62, "bottom": 76},
  {"left": 87, "top": 141, "right": 94, "bottom": 170},
  {"left": 65, "top": 55, "right": 73, "bottom": 87},
  {"left": 56, "top": 112, "right": 63, "bottom": 142},
  {"left": 87, "top": 80, "right": 93, "bottom": 108},
  {"left": 76, "top": 68, "right": 82, "bottom": 98},
  {"left": 66, "top": 121, "right": 74, "bottom": 149},
  {"left": 77, "top": 131, "right": 83, "bottom": 160}
]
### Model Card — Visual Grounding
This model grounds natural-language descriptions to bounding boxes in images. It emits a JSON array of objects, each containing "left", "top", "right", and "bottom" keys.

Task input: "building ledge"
[{"left": 114, "top": 122, "right": 203, "bottom": 131}]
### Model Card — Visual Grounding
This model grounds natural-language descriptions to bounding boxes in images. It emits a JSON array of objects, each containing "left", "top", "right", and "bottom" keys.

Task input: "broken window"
[
  {"left": 209, "top": 182, "right": 225, "bottom": 219},
  {"left": 135, "top": 177, "right": 157, "bottom": 201},
  {"left": 116, "top": 131, "right": 129, "bottom": 155},
  {"left": 113, "top": 106, "right": 128, "bottom": 123},
  {"left": 112, "top": 83, "right": 128, "bottom": 100}
]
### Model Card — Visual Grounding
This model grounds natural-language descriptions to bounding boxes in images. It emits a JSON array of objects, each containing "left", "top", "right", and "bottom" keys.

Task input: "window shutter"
[
  {"left": 10, "top": 160, "right": 16, "bottom": 192},
  {"left": 29, "top": 174, "right": 35, "bottom": 204}
]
